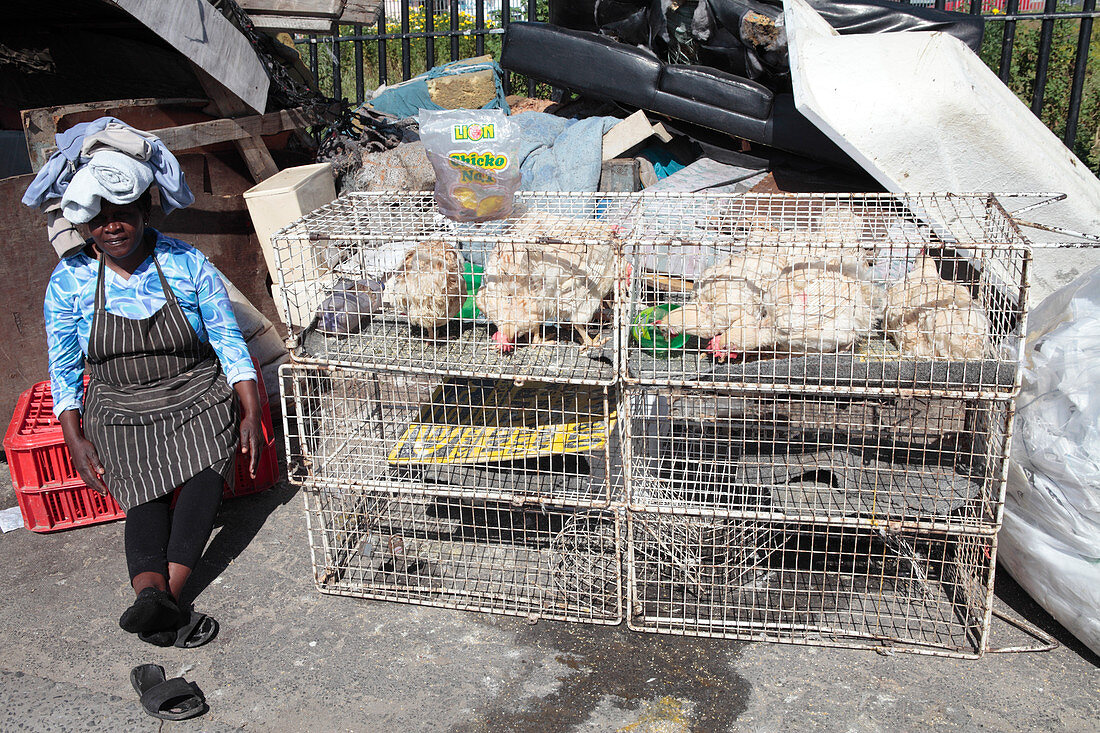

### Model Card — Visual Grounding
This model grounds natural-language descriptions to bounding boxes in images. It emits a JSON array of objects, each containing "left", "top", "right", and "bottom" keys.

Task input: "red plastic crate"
[
  {"left": 226, "top": 368, "right": 279, "bottom": 499},
  {"left": 4, "top": 363, "right": 278, "bottom": 532}
]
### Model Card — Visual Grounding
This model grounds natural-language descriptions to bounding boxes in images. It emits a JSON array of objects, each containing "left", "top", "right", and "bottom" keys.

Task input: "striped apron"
[{"left": 83, "top": 254, "right": 239, "bottom": 511}]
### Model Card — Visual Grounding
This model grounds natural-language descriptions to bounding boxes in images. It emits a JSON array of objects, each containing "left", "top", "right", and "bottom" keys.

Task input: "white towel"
[{"left": 60, "top": 149, "right": 155, "bottom": 224}]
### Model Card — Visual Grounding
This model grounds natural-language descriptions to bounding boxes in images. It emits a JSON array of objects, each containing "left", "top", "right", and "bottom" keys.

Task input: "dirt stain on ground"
[{"left": 450, "top": 621, "right": 749, "bottom": 733}]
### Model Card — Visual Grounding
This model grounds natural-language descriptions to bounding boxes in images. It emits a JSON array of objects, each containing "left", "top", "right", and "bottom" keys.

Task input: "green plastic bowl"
[
  {"left": 632, "top": 304, "right": 688, "bottom": 355},
  {"left": 459, "top": 262, "right": 483, "bottom": 320}
]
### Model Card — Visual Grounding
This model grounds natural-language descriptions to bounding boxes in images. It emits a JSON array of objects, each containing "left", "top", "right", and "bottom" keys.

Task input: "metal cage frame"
[
  {"left": 270, "top": 191, "right": 1060, "bottom": 657},
  {"left": 302, "top": 484, "right": 624, "bottom": 625},
  {"left": 621, "top": 386, "right": 1015, "bottom": 535},
  {"left": 625, "top": 511, "right": 997, "bottom": 658},
  {"left": 280, "top": 364, "right": 622, "bottom": 508}
]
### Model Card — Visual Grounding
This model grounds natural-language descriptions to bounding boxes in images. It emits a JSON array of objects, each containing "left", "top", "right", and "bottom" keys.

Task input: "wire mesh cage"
[
  {"left": 304, "top": 485, "right": 623, "bottom": 624},
  {"left": 623, "top": 387, "right": 1012, "bottom": 533},
  {"left": 619, "top": 193, "right": 1030, "bottom": 397},
  {"left": 626, "top": 511, "right": 997, "bottom": 657},
  {"left": 280, "top": 364, "right": 621, "bottom": 508},
  {"left": 272, "top": 192, "right": 627, "bottom": 385}
]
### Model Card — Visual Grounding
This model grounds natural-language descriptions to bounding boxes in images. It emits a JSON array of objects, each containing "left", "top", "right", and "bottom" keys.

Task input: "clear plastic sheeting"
[{"left": 1001, "top": 267, "right": 1100, "bottom": 657}]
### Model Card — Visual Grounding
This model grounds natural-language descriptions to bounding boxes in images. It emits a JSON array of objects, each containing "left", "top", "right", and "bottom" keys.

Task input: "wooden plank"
[
  {"left": 235, "top": 135, "right": 282, "bottom": 182},
  {"left": 21, "top": 98, "right": 207, "bottom": 172},
  {"left": 238, "top": 0, "right": 344, "bottom": 16},
  {"left": 341, "top": 0, "right": 383, "bottom": 25},
  {"left": 108, "top": 0, "right": 269, "bottom": 114},
  {"left": 0, "top": 173, "right": 58, "bottom": 422},
  {"left": 247, "top": 14, "right": 335, "bottom": 33},
  {"left": 155, "top": 110, "right": 311, "bottom": 150},
  {"left": 190, "top": 63, "right": 281, "bottom": 184},
  {"left": 29, "top": 110, "right": 310, "bottom": 163}
]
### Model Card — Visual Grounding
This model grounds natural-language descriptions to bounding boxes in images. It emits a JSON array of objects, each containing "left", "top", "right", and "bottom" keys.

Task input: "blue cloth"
[
  {"left": 44, "top": 230, "right": 256, "bottom": 417},
  {"left": 22, "top": 116, "right": 194, "bottom": 214},
  {"left": 510, "top": 113, "right": 620, "bottom": 192},
  {"left": 638, "top": 146, "right": 686, "bottom": 179},
  {"left": 368, "top": 59, "right": 510, "bottom": 119}
]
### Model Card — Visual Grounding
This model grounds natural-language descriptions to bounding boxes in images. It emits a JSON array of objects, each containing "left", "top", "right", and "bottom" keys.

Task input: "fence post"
[
  {"left": 1031, "top": 0, "right": 1060, "bottom": 115},
  {"left": 377, "top": 6, "right": 388, "bottom": 87},
  {"left": 354, "top": 23, "right": 365, "bottom": 103},
  {"left": 999, "top": 0, "right": 1021, "bottom": 84},
  {"left": 1066, "top": 0, "right": 1097, "bottom": 153}
]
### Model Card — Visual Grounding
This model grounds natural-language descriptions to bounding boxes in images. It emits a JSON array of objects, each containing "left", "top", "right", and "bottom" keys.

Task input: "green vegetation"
[
  {"left": 298, "top": 3, "right": 548, "bottom": 98},
  {"left": 979, "top": 16, "right": 1100, "bottom": 169}
]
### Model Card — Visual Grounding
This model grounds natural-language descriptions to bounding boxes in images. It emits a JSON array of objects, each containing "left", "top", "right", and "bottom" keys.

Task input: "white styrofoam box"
[{"left": 243, "top": 163, "right": 336, "bottom": 282}]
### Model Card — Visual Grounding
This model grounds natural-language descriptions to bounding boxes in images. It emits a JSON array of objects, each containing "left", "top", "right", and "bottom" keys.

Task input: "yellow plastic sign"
[{"left": 388, "top": 379, "right": 615, "bottom": 465}]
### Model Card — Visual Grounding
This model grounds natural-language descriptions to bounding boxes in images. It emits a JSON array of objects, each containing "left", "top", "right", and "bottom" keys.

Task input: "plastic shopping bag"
[{"left": 419, "top": 109, "right": 520, "bottom": 222}]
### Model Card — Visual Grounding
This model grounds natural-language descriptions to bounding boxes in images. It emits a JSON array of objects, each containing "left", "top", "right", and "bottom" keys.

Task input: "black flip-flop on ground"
[
  {"left": 119, "top": 588, "right": 180, "bottom": 634},
  {"left": 130, "top": 664, "right": 206, "bottom": 721},
  {"left": 138, "top": 610, "right": 219, "bottom": 649}
]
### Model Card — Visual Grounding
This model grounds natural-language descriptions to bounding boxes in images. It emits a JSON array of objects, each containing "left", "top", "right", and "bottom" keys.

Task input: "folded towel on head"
[
  {"left": 81, "top": 122, "right": 158, "bottom": 162},
  {"left": 60, "top": 150, "right": 155, "bottom": 225},
  {"left": 22, "top": 116, "right": 193, "bottom": 215}
]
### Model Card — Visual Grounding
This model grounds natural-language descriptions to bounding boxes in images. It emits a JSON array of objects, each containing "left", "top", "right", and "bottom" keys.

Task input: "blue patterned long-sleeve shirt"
[{"left": 44, "top": 229, "right": 256, "bottom": 417}]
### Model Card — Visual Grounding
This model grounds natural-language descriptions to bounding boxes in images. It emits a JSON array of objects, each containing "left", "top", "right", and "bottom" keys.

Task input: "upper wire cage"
[
  {"left": 618, "top": 193, "right": 1031, "bottom": 398},
  {"left": 271, "top": 192, "right": 629, "bottom": 386}
]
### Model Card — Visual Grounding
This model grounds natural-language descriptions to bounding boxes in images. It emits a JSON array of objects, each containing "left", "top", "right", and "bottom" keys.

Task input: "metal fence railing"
[{"left": 296, "top": 0, "right": 1099, "bottom": 171}]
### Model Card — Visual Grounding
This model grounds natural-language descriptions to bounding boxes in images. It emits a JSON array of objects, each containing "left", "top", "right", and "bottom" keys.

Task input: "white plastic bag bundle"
[{"left": 1001, "top": 266, "right": 1100, "bottom": 656}]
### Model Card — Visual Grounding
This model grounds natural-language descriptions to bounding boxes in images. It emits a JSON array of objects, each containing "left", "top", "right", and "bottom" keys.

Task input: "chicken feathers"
[
  {"left": 476, "top": 214, "right": 619, "bottom": 350},
  {"left": 884, "top": 255, "right": 991, "bottom": 360},
  {"left": 382, "top": 240, "right": 466, "bottom": 330}
]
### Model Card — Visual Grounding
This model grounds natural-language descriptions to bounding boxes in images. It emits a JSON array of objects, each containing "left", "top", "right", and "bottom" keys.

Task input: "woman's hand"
[
  {"left": 69, "top": 437, "right": 109, "bottom": 495},
  {"left": 234, "top": 379, "right": 264, "bottom": 478},
  {"left": 58, "top": 410, "right": 108, "bottom": 495},
  {"left": 239, "top": 412, "right": 264, "bottom": 478}
]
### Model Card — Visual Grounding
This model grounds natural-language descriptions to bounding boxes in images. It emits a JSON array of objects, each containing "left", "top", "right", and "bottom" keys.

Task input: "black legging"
[{"left": 124, "top": 469, "right": 224, "bottom": 581}]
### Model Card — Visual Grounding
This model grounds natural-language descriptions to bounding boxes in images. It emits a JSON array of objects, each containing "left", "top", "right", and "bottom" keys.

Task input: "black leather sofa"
[{"left": 500, "top": 21, "right": 854, "bottom": 168}]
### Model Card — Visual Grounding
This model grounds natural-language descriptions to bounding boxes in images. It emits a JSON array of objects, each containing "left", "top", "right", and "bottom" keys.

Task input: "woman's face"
[{"left": 89, "top": 201, "right": 147, "bottom": 262}]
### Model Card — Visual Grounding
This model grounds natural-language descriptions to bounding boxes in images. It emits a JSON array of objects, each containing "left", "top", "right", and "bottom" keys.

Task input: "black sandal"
[
  {"left": 119, "top": 588, "right": 179, "bottom": 634},
  {"left": 138, "top": 610, "right": 219, "bottom": 649},
  {"left": 130, "top": 664, "right": 206, "bottom": 721}
]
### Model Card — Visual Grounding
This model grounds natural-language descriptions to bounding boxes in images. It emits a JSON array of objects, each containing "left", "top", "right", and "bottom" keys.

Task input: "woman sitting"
[{"left": 42, "top": 156, "right": 263, "bottom": 648}]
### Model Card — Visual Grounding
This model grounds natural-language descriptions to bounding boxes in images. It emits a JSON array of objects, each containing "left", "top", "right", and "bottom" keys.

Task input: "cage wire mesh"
[
  {"left": 618, "top": 193, "right": 1030, "bottom": 397},
  {"left": 273, "top": 190, "right": 1038, "bottom": 654},
  {"left": 280, "top": 364, "right": 621, "bottom": 508},
  {"left": 624, "top": 387, "right": 1012, "bottom": 533},
  {"left": 303, "top": 485, "right": 623, "bottom": 624},
  {"left": 272, "top": 192, "right": 627, "bottom": 386},
  {"left": 626, "top": 512, "right": 996, "bottom": 657}
]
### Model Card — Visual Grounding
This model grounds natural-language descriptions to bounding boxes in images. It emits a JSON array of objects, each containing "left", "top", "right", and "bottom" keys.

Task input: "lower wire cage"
[
  {"left": 624, "top": 387, "right": 1012, "bottom": 533},
  {"left": 304, "top": 486, "right": 623, "bottom": 624},
  {"left": 281, "top": 364, "right": 621, "bottom": 508},
  {"left": 626, "top": 511, "right": 996, "bottom": 657}
]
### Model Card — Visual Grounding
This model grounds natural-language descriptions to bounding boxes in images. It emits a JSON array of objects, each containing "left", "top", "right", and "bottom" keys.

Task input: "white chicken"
[
  {"left": 382, "top": 240, "right": 466, "bottom": 331},
  {"left": 657, "top": 249, "right": 879, "bottom": 362},
  {"left": 655, "top": 248, "right": 787, "bottom": 358},
  {"left": 701, "top": 260, "right": 880, "bottom": 360},
  {"left": 755, "top": 259, "right": 882, "bottom": 356},
  {"left": 884, "top": 254, "right": 991, "bottom": 360},
  {"left": 476, "top": 213, "right": 619, "bottom": 351}
]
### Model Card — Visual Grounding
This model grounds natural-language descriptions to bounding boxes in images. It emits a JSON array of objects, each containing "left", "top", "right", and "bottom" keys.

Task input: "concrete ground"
[{"left": 1, "top": 427, "right": 1097, "bottom": 733}]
